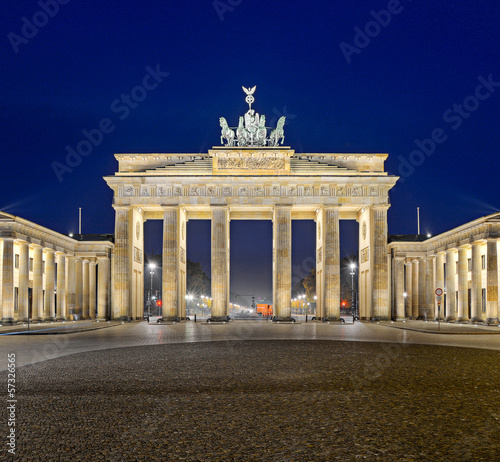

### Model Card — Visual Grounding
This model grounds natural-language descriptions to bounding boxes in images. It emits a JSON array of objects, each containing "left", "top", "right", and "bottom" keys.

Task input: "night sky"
[{"left": 1, "top": 1, "right": 499, "bottom": 301}]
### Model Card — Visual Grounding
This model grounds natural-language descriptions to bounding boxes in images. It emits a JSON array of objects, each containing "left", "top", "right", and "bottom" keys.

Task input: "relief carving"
[
  {"left": 133, "top": 246, "right": 143, "bottom": 264},
  {"left": 361, "top": 246, "right": 369, "bottom": 263},
  {"left": 239, "top": 186, "right": 248, "bottom": 197},
  {"left": 254, "top": 186, "right": 264, "bottom": 196},
  {"left": 304, "top": 186, "right": 313, "bottom": 196},
  {"left": 218, "top": 157, "right": 285, "bottom": 170}
]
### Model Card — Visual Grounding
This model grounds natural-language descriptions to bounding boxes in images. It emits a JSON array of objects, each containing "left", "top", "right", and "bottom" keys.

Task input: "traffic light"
[{"left": 157, "top": 300, "right": 162, "bottom": 307}]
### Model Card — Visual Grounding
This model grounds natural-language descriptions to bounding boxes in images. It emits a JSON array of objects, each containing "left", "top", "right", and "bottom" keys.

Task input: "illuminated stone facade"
[
  {"left": 388, "top": 213, "right": 500, "bottom": 324},
  {"left": 0, "top": 212, "right": 112, "bottom": 324},
  {"left": 104, "top": 147, "right": 398, "bottom": 321}
]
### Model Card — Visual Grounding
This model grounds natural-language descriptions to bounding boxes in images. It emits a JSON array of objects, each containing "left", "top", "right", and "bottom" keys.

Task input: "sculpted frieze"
[{"left": 218, "top": 157, "right": 285, "bottom": 170}]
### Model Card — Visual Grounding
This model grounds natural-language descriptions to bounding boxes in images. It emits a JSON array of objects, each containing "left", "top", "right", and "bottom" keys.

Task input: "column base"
[
  {"left": 56, "top": 316, "right": 67, "bottom": 322},
  {"left": 322, "top": 316, "right": 341, "bottom": 323},
  {"left": 272, "top": 316, "right": 296, "bottom": 323},
  {"left": 457, "top": 317, "right": 469, "bottom": 322},
  {"left": 395, "top": 316, "right": 407, "bottom": 321},
  {"left": 434, "top": 317, "right": 445, "bottom": 321},
  {"left": 207, "top": 316, "right": 230, "bottom": 323},
  {"left": 372, "top": 316, "right": 390, "bottom": 321},
  {"left": 445, "top": 316, "right": 456, "bottom": 322},
  {"left": 115, "top": 316, "right": 131, "bottom": 322},
  {"left": 0, "top": 318, "right": 16, "bottom": 325},
  {"left": 470, "top": 317, "right": 484, "bottom": 323},
  {"left": 485, "top": 317, "right": 499, "bottom": 325}
]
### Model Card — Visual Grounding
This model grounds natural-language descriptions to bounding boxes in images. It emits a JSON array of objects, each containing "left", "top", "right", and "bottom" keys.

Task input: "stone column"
[
  {"left": 435, "top": 252, "right": 445, "bottom": 320},
  {"left": 425, "top": 257, "right": 434, "bottom": 321},
  {"left": 457, "top": 246, "right": 469, "bottom": 322},
  {"left": 272, "top": 206, "right": 292, "bottom": 321},
  {"left": 75, "top": 258, "right": 83, "bottom": 318},
  {"left": 470, "top": 241, "right": 483, "bottom": 322},
  {"left": 411, "top": 260, "right": 419, "bottom": 318},
  {"left": 417, "top": 258, "right": 426, "bottom": 319},
  {"left": 89, "top": 261, "right": 97, "bottom": 319},
  {"left": 113, "top": 206, "right": 130, "bottom": 320},
  {"left": 405, "top": 261, "right": 412, "bottom": 318},
  {"left": 486, "top": 239, "right": 499, "bottom": 324},
  {"left": 32, "top": 245, "right": 43, "bottom": 321},
  {"left": 324, "top": 207, "right": 340, "bottom": 321},
  {"left": 18, "top": 241, "right": 29, "bottom": 322},
  {"left": 162, "top": 207, "right": 180, "bottom": 321},
  {"left": 211, "top": 206, "right": 230, "bottom": 321},
  {"left": 56, "top": 252, "right": 66, "bottom": 321},
  {"left": 97, "top": 256, "right": 109, "bottom": 320},
  {"left": 0, "top": 238, "right": 15, "bottom": 324},
  {"left": 445, "top": 249, "right": 456, "bottom": 321},
  {"left": 66, "top": 255, "right": 76, "bottom": 319},
  {"left": 44, "top": 249, "right": 56, "bottom": 321},
  {"left": 372, "top": 206, "right": 390, "bottom": 320},
  {"left": 394, "top": 256, "right": 405, "bottom": 320},
  {"left": 82, "top": 260, "right": 89, "bottom": 319}
]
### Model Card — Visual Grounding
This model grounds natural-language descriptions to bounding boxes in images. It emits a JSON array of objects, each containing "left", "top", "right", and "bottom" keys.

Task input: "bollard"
[
  {"left": 194, "top": 314, "right": 197, "bottom": 323},
  {"left": 306, "top": 314, "right": 308, "bottom": 322}
]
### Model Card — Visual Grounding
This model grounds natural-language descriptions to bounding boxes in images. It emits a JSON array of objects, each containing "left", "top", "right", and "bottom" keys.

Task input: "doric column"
[
  {"left": 405, "top": 261, "right": 412, "bottom": 318},
  {"left": 425, "top": 257, "right": 434, "bottom": 321},
  {"left": 457, "top": 246, "right": 469, "bottom": 322},
  {"left": 66, "top": 255, "right": 76, "bottom": 319},
  {"left": 82, "top": 260, "right": 89, "bottom": 319},
  {"left": 470, "top": 241, "right": 483, "bottom": 322},
  {"left": 113, "top": 206, "right": 130, "bottom": 320},
  {"left": 411, "top": 260, "right": 419, "bottom": 318},
  {"left": 75, "top": 258, "right": 83, "bottom": 318},
  {"left": 89, "top": 261, "right": 97, "bottom": 319},
  {"left": 418, "top": 258, "right": 426, "bottom": 319},
  {"left": 0, "top": 238, "right": 15, "bottom": 324},
  {"left": 445, "top": 249, "right": 456, "bottom": 321},
  {"left": 211, "top": 206, "right": 230, "bottom": 321},
  {"left": 18, "top": 241, "right": 29, "bottom": 322},
  {"left": 486, "top": 239, "right": 499, "bottom": 324},
  {"left": 394, "top": 256, "right": 405, "bottom": 321},
  {"left": 56, "top": 252, "right": 66, "bottom": 320},
  {"left": 372, "top": 206, "right": 390, "bottom": 320},
  {"left": 32, "top": 245, "right": 43, "bottom": 321},
  {"left": 273, "top": 206, "right": 292, "bottom": 321},
  {"left": 44, "top": 249, "right": 56, "bottom": 321},
  {"left": 435, "top": 252, "right": 445, "bottom": 320},
  {"left": 324, "top": 207, "right": 340, "bottom": 321},
  {"left": 97, "top": 256, "right": 109, "bottom": 320},
  {"left": 162, "top": 207, "right": 180, "bottom": 321}
]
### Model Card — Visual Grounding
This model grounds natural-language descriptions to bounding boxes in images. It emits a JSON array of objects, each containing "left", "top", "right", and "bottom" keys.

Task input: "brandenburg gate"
[{"left": 104, "top": 88, "right": 398, "bottom": 321}]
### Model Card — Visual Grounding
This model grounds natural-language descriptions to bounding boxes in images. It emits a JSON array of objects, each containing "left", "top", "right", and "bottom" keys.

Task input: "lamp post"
[
  {"left": 149, "top": 263, "right": 155, "bottom": 318},
  {"left": 349, "top": 263, "right": 356, "bottom": 316}
]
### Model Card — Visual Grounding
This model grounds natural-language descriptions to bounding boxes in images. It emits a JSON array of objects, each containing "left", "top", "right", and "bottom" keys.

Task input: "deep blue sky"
[{"left": 1, "top": 1, "right": 499, "bottom": 299}]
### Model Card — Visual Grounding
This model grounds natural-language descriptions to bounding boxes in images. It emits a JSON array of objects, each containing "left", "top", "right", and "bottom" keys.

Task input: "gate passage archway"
[{"left": 105, "top": 146, "right": 398, "bottom": 321}]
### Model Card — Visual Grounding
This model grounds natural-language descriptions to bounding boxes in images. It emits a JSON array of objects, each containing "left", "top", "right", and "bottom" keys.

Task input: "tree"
[{"left": 187, "top": 260, "right": 210, "bottom": 297}]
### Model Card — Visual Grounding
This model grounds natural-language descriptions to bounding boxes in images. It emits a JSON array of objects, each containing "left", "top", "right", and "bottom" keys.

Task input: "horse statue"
[
  {"left": 256, "top": 114, "right": 267, "bottom": 146},
  {"left": 219, "top": 117, "right": 235, "bottom": 146},
  {"left": 236, "top": 116, "right": 248, "bottom": 146},
  {"left": 269, "top": 116, "right": 286, "bottom": 146}
]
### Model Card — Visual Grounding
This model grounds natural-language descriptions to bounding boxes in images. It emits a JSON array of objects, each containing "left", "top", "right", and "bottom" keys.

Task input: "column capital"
[
  {"left": 113, "top": 205, "right": 130, "bottom": 212},
  {"left": 458, "top": 243, "right": 471, "bottom": 250}
]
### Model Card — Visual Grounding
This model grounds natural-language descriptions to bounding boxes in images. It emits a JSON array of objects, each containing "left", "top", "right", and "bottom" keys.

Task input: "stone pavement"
[{"left": 6, "top": 340, "right": 500, "bottom": 461}]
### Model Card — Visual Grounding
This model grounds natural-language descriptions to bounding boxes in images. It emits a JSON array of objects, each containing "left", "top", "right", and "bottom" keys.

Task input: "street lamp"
[
  {"left": 149, "top": 263, "right": 155, "bottom": 318},
  {"left": 349, "top": 263, "right": 356, "bottom": 316}
]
